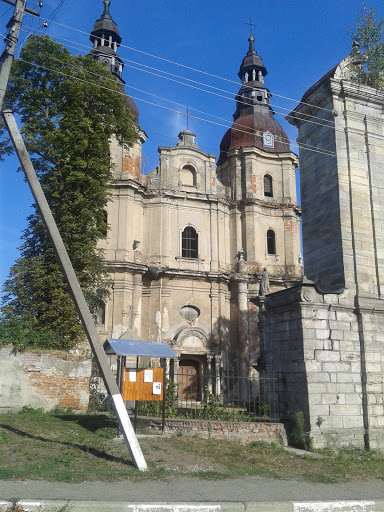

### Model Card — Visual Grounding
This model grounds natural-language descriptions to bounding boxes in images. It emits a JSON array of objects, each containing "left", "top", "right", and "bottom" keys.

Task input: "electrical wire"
[
  {"left": 16, "top": 43, "right": 335, "bottom": 156},
  {"left": 9, "top": 26, "right": 333, "bottom": 154},
  {"left": 36, "top": 16, "right": 337, "bottom": 116},
  {"left": 22, "top": 28, "right": 335, "bottom": 129},
  {"left": 17, "top": 56, "right": 338, "bottom": 159},
  {"left": 0, "top": 5, "right": 12, "bottom": 21},
  {"left": 17, "top": 52, "right": 384, "bottom": 166},
  {"left": 45, "top": 0, "right": 66, "bottom": 26},
  {"left": 8, "top": 30, "right": 384, "bottom": 156},
  {"left": 17, "top": 27, "right": 337, "bottom": 137}
]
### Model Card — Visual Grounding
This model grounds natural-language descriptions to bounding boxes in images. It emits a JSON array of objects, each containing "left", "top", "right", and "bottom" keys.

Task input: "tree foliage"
[
  {"left": 350, "top": 3, "right": 384, "bottom": 88},
  {"left": 1, "top": 36, "right": 137, "bottom": 350}
]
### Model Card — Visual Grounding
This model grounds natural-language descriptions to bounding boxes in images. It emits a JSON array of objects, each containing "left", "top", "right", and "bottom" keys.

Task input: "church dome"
[
  {"left": 219, "top": 108, "right": 289, "bottom": 161},
  {"left": 218, "top": 36, "right": 290, "bottom": 164},
  {"left": 89, "top": 0, "right": 140, "bottom": 120},
  {"left": 125, "top": 95, "right": 139, "bottom": 119}
]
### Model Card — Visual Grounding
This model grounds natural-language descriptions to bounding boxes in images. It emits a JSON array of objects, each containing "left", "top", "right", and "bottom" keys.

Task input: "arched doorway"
[{"left": 179, "top": 358, "right": 200, "bottom": 400}]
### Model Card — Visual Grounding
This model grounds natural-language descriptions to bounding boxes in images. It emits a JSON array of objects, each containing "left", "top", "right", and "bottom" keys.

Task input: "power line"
[
  {"left": 18, "top": 51, "right": 384, "bottom": 165},
  {"left": 10, "top": 30, "right": 336, "bottom": 157},
  {"left": 5, "top": 35, "right": 382, "bottom": 169},
  {"left": 35, "top": 28, "right": 334, "bottom": 128},
  {"left": 17, "top": 43, "right": 334, "bottom": 157},
  {"left": 17, "top": 28, "right": 337, "bottom": 134},
  {"left": 36, "top": 16, "right": 337, "bottom": 116},
  {"left": 45, "top": 0, "right": 66, "bottom": 26},
  {"left": 0, "top": 5, "right": 12, "bottom": 20},
  {"left": 16, "top": 56, "right": 337, "bottom": 159},
  {"left": 24, "top": 27, "right": 334, "bottom": 130},
  {"left": 10, "top": 31, "right": 384, "bottom": 156}
]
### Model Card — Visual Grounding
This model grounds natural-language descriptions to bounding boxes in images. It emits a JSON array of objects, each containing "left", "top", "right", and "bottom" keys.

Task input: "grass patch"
[{"left": 0, "top": 410, "right": 383, "bottom": 483}]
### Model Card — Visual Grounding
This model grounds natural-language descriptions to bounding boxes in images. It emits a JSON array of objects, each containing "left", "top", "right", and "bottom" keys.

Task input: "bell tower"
[
  {"left": 89, "top": 0, "right": 124, "bottom": 82},
  {"left": 217, "top": 35, "right": 301, "bottom": 281}
]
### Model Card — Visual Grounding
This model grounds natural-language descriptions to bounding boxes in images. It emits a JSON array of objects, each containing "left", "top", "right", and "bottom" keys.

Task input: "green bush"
[{"left": 289, "top": 411, "right": 312, "bottom": 450}]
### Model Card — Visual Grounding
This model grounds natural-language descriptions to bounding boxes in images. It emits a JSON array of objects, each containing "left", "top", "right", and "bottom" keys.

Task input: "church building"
[{"left": 90, "top": 1, "right": 302, "bottom": 393}]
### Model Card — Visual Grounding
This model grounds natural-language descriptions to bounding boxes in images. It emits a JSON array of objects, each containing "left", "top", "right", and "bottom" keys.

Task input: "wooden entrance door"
[{"left": 179, "top": 359, "right": 200, "bottom": 400}]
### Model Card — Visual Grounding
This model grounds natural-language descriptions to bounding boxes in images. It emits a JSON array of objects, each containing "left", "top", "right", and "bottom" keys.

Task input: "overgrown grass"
[{"left": 0, "top": 409, "right": 383, "bottom": 483}]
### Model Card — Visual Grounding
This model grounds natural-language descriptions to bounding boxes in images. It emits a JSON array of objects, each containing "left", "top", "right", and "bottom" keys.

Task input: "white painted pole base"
[{"left": 110, "top": 394, "right": 148, "bottom": 471}]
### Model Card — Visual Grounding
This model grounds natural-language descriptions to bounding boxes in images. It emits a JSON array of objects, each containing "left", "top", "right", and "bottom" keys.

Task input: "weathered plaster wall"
[
  {"left": 99, "top": 125, "right": 301, "bottom": 382},
  {"left": 0, "top": 348, "right": 91, "bottom": 411}
]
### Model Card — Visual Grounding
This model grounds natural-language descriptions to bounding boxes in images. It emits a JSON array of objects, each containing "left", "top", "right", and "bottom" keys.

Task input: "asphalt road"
[{"left": 0, "top": 476, "right": 383, "bottom": 503}]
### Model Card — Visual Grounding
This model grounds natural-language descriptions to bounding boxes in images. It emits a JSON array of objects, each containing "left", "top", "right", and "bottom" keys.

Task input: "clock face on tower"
[{"left": 263, "top": 131, "right": 274, "bottom": 148}]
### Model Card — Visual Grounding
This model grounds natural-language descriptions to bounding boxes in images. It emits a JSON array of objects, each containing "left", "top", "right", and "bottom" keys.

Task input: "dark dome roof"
[
  {"left": 218, "top": 108, "right": 290, "bottom": 164},
  {"left": 125, "top": 94, "right": 139, "bottom": 119},
  {"left": 239, "top": 53, "right": 266, "bottom": 73},
  {"left": 92, "top": 17, "right": 121, "bottom": 40}
]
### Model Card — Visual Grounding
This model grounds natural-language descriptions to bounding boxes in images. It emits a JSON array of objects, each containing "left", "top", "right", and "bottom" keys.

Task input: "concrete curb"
[{"left": 1, "top": 500, "right": 384, "bottom": 511}]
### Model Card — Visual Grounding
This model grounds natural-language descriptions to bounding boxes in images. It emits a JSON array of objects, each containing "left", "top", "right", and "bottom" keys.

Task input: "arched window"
[
  {"left": 182, "top": 226, "right": 198, "bottom": 258},
  {"left": 101, "top": 210, "right": 108, "bottom": 237},
  {"left": 264, "top": 175, "right": 273, "bottom": 197},
  {"left": 96, "top": 303, "right": 106, "bottom": 326},
  {"left": 181, "top": 165, "right": 196, "bottom": 187},
  {"left": 267, "top": 229, "right": 276, "bottom": 255}
]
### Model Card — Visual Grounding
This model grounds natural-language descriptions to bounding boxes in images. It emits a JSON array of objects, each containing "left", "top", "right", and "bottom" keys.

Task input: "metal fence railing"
[{"left": 137, "top": 372, "right": 281, "bottom": 423}]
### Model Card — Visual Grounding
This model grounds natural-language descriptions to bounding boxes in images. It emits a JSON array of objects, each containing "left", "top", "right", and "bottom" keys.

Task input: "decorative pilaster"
[
  {"left": 207, "top": 355, "right": 213, "bottom": 393},
  {"left": 131, "top": 273, "right": 143, "bottom": 336}
]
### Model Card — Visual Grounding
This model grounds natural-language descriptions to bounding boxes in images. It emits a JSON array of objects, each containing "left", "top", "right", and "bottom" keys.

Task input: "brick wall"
[
  {"left": 0, "top": 348, "right": 91, "bottom": 411},
  {"left": 149, "top": 418, "right": 287, "bottom": 445}
]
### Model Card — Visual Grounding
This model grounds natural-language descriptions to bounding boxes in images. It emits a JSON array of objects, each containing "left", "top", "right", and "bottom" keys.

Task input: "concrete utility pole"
[{"left": 0, "top": 0, "right": 147, "bottom": 471}]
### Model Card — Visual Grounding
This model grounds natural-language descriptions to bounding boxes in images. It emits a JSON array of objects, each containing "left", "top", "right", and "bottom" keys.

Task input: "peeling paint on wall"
[
  {"left": 0, "top": 348, "right": 91, "bottom": 411},
  {"left": 162, "top": 306, "right": 169, "bottom": 332},
  {"left": 112, "top": 323, "right": 125, "bottom": 339},
  {"left": 133, "top": 297, "right": 142, "bottom": 335}
]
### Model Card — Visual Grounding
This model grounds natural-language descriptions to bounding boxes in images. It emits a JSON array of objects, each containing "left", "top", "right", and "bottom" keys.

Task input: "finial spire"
[
  {"left": 103, "top": 0, "right": 111, "bottom": 18},
  {"left": 248, "top": 34, "right": 256, "bottom": 54},
  {"left": 245, "top": 19, "right": 257, "bottom": 55}
]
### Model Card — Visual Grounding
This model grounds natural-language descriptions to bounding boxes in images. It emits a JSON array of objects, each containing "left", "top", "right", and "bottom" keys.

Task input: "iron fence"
[{"left": 137, "top": 371, "right": 282, "bottom": 422}]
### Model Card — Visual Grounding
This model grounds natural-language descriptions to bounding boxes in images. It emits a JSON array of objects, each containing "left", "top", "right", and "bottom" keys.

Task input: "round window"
[{"left": 180, "top": 306, "right": 200, "bottom": 322}]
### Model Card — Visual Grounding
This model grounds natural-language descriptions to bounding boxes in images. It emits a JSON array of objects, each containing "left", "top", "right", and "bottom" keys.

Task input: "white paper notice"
[
  {"left": 128, "top": 369, "right": 136, "bottom": 382},
  {"left": 144, "top": 369, "right": 153, "bottom": 383},
  {"left": 153, "top": 382, "right": 162, "bottom": 395}
]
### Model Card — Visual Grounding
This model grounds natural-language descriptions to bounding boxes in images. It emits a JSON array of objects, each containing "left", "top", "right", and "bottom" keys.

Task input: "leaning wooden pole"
[{"left": 2, "top": 110, "right": 148, "bottom": 472}]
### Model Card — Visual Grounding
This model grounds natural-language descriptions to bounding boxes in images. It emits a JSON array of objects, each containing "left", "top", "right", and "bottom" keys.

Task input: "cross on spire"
[{"left": 245, "top": 18, "right": 257, "bottom": 35}]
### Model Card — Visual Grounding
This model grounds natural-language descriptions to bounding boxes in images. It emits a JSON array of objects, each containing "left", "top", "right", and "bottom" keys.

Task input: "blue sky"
[{"left": 0, "top": 0, "right": 383, "bottom": 291}]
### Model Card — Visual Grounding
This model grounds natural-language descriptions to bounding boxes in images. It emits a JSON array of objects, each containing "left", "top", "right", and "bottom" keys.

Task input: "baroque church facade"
[{"left": 90, "top": 1, "right": 302, "bottom": 390}]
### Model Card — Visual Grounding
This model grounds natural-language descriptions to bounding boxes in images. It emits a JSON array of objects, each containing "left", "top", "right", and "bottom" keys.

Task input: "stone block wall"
[
  {"left": 0, "top": 347, "right": 91, "bottom": 411},
  {"left": 288, "top": 53, "right": 384, "bottom": 297},
  {"left": 149, "top": 417, "right": 287, "bottom": 445},
  {"left": 259, "top": 283, "right": 384, "bottom": 451}
]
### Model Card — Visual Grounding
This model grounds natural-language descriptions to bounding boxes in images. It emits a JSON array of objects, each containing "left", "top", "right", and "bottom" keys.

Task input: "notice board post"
[{"left": 122, "top": 366, "right": 165, "bottom": 432}]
